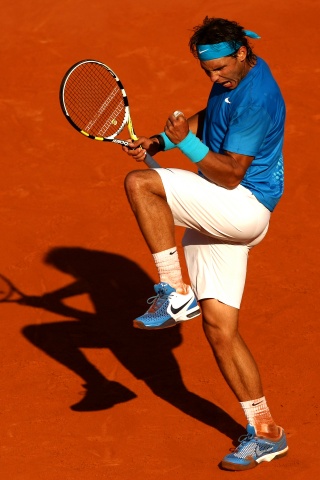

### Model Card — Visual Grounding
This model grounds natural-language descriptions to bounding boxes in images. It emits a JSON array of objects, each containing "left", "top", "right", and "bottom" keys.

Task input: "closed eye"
[{"left": 203, "top": 65, "right": 225, "bottom": 75}]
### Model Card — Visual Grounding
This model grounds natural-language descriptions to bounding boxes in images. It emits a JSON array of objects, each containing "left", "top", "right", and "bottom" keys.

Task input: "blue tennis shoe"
[
  {"left": 221, "top": 424, "right": 288, "bottom": 471},
  {"left": 133, "top": 282, "right": 201, "bottom": 329}
]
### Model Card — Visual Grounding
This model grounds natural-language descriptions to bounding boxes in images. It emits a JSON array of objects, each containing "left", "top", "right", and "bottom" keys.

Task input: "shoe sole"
[
  {"left": 133, "top": 307, "right": 201, "bottom": 330},
  {"left": 220, "top": 447, "right": 289, "bottom": 471}
]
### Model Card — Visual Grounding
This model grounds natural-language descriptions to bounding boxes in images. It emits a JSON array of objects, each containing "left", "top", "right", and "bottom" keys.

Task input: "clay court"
[{"left": 1, "top": 0, "right": 319, "bottom": 478}]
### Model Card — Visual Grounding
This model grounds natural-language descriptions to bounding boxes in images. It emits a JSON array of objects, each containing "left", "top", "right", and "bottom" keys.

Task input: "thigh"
[{"left": 156, "top": 168, "right": 270, "bottom": 244}]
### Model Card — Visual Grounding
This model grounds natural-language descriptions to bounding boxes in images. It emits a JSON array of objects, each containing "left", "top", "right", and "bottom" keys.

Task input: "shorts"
[{"left": 155, "top": 168, "right": 271, "bottom": 309}]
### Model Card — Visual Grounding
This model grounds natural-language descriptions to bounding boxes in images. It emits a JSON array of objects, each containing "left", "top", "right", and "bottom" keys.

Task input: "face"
[{"left": 200, "top": 47, "right": 249, "bottom": 90}]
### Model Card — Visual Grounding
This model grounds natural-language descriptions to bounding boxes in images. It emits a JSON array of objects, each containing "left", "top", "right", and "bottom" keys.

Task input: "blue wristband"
[
  {"left": 159, "top": 132, "right": 176, "bottom": 151},
  {"left": 177, "top": 131, "right": 209, "bottom": 163}
]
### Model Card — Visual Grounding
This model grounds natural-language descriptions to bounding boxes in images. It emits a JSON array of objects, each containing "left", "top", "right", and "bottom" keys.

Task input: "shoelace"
[
  {"left": 146, "top": 290, "right": 173, "bottom": 307},
  {"left": 234, "top": 432, "right": 255, "bottom": 451}
]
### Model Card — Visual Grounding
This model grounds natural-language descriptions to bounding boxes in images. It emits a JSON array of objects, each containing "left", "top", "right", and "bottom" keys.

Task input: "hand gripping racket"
[{"left": 59, "top": 59, "right": 160, "bottom": 169}]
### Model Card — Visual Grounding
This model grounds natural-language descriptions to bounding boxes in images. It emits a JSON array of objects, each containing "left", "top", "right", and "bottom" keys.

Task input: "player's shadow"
[{"left": 21, "top": 246, "right": 243, "bottom": 439}]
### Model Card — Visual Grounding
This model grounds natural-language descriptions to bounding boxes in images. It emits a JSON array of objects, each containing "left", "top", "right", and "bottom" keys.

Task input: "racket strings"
[{"left": 63, "top": 63, "right": 127, "bottom": 137}]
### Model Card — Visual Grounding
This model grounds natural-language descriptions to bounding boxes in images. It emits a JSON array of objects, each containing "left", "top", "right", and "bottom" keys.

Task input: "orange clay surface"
[{"left": 1, "top": 1, "right": 319, "bottom": 479}]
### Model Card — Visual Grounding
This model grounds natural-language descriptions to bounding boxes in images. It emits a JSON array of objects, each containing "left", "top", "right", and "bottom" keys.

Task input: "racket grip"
[{"left": 144, "top": 153, "right": 161, "bottom": 169}]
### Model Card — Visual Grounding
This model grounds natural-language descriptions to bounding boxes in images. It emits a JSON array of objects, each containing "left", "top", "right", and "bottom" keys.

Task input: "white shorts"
[{"left": 155, "top": 168, "right": 271, "bottom": 309}]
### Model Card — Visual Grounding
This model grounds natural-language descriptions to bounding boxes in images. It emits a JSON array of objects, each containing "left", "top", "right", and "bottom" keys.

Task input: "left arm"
[
  {"left": 195, "top": 150, "right": 254, "bottom": 189},
  {"left": 165, "top": 112, "right": 253, "bottom": 189}
]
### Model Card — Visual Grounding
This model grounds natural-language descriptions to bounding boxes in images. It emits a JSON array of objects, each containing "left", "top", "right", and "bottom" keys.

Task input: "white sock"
[
  {"left": 152, "top": 248, "right": 183, "bottom": 289},
  {"left": 240, "top": 396, "right": 277, "bottom": 435}
]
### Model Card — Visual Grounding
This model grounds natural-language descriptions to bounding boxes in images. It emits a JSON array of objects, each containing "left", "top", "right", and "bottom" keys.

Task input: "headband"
[{"left": 196, "top": 29, "right": 261, "bottom": 61}]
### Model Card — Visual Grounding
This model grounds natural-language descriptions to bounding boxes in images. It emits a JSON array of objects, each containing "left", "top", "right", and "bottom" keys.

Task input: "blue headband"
[{"left": 196, "top": 30, "right": 261, "bottom": 61}]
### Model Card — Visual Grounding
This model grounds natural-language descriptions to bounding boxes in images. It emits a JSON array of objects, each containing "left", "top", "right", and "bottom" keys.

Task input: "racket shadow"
[{"left": 17, "top": 247, "right": 243, "bottom": 440}]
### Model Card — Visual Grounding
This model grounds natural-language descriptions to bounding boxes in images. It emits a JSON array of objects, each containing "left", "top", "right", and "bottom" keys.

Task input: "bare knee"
[
  {"left": 201, "top": 299, "right": 239, "bottom": 351},
  {"left": 203, "top": 316, "right": 235, "bottom": 349},
  {"left": 124, "top": 169, "right": 165, "bottom": 202},
  {"left": 124, "top": 170, "right": 149, "bottom": 197}
]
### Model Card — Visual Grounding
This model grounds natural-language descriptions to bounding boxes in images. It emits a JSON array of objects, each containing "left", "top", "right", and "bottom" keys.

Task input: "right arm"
[{"left": 122, "top": 108, "right": 207, "bottom": 162}]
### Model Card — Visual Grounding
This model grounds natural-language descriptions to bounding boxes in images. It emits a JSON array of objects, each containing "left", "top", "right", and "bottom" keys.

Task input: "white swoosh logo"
[
  {"left": 225, "top": 97, "right": 231, "bottom": 104},
  {"left": 199, "top": 49, "right": 209, "bottom": 54}
]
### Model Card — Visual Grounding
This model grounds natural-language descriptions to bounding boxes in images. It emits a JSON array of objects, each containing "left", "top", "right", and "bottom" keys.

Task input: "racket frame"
[{"left": 60, "top": 60, "right": 160, "bottom": 168}]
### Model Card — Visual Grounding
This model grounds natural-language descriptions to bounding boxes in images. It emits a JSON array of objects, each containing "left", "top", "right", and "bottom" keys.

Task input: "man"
[{"left": 123, "top": 17, "right": 288, "bottom": 471}]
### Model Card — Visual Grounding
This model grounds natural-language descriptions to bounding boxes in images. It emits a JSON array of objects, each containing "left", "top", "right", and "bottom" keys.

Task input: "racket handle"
[{"left": 144, "top": 153, "right": 161, "bottom": 169}]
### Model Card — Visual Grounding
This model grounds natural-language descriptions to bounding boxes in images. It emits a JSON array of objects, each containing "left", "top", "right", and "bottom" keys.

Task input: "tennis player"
[{"left": 123, "top": 17, "right": 288, "bottom": 470}]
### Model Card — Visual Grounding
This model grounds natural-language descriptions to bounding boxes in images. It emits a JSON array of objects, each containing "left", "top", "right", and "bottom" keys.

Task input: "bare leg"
[
  {"left": 125, "top": 170, "right": 175, "bottom": 252},
  {"left": 201, "top": 298, "right": 263, "bottom": 399},
  {"left": 201, "top": 298, "right": 279, "bottom": 437},
  {"left": 125, "top": 169, "right": 188, "bottom": 293}
]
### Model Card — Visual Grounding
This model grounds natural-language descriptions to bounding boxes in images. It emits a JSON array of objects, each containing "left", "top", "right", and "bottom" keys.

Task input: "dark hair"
[{"left": 189, "top": 17, "right": 257, "bottom": 66}]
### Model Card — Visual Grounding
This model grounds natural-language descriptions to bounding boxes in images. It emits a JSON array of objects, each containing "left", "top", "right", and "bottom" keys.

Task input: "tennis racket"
[{"left": 59, "top": 59, "right": 160, "bottom": 169}]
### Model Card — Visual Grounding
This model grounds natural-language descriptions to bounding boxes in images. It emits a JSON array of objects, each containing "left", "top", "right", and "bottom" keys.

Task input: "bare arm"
[
  {"left": 165, "top": 112, "right": 254, "bottom": 189},
  {"left": 197, "top": 150, "right": 254, "bottom": 189},
  {"left": 122, "top": 109, "right": 253, "bottom": 184},
  {"left": 122, "top": 109, "right": 207, "bottom": 162}
]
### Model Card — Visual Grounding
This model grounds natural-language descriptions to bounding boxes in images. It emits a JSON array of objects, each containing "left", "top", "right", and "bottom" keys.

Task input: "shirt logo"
[{"left": 225, "top": 97, "right": 231, "bottom": 104}]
